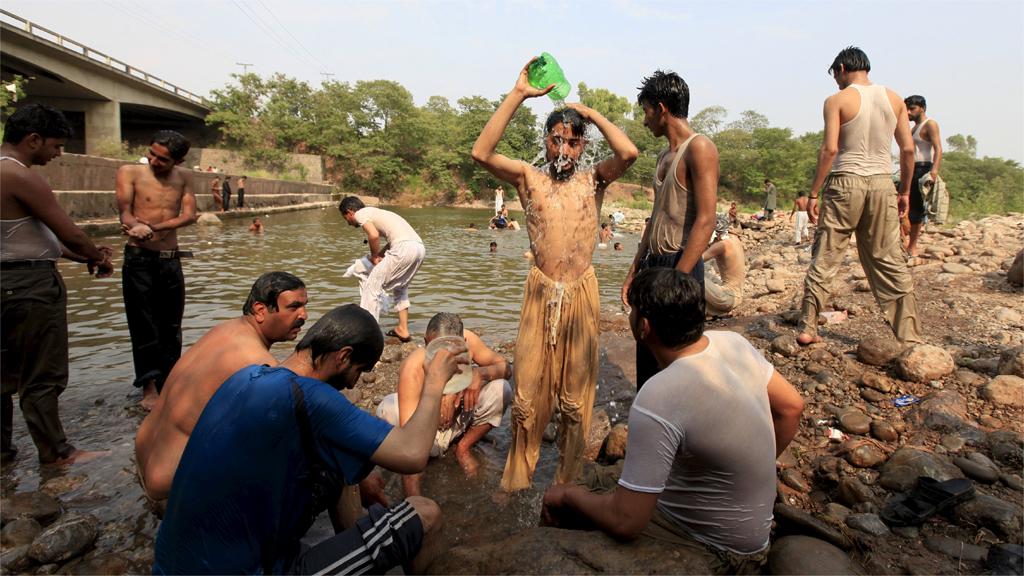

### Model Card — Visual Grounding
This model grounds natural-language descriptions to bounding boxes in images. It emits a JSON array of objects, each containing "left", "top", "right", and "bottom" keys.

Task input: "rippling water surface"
[{"left": 4, "top": 206, "right": 638, "bottom": 555}]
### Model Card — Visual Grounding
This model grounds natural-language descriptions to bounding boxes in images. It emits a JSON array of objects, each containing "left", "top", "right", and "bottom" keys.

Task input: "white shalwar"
[
  {"left": 794, "top": 211, "right": 809, "bottom": 243},
  {"left": 343, "top": 257, "right": 392, "bottom": 318},
  {"left": 359, "top": 240, "right": 425, "bottom": 320}
]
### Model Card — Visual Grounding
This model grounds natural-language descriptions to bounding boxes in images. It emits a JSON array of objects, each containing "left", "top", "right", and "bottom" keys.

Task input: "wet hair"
[
  {"left": 339, "top": 196, "right": 365, "bottom": 214},
  {"left": 150, "top": 130, "right": 191, "bottom": 159},
  {"left": 468, "top": 223, "right": 475, "bottom": 228},
  {"left": 798, "top": 190, "right": 806, "bottom": 198},
  {"left": 628, "top": 268, "right": 704, "bottom": 349},
  {"left": 601, "top": 223, "right": 609, "bottom": 229},
  {"left": 425, "top": 312, "right": 463, "bottom": 341},
  {"left": 252, "top": 218, "right": 259, "bottom": 223},
  {"left": 645, "top": 217, "right": 651, "bottom": 222},
  {"left": 240, "top": 175, "right": 247, "bottom": 180},
  {"left": 829, "top": 46, "right": 870, "bottom": 77},
  {"left": 2, "top": 104, "right": 74, "bottom": 145},
  {"left": 489, "top": 241, "right": 497, "bottom": 248},
  {"left": 613, "top": 242, "right": 622, "bottom": 249},
  {"left": 714, "top": 213, "right": 730, "bottom": 236},
  {"left": 295, "top": 304, "right": 383, "bottom": 369},
  {"left": 904, "top": 95, "right": 926, "bottom": 109},
  {"left": 242, "top": 271, "right": 305, "bottom": 315},
  {"left": 544, "top": 107, "right": 585, "bottom": 137},
  {"left": 637, "top": 70, "right": 690, "bottom": 118}
]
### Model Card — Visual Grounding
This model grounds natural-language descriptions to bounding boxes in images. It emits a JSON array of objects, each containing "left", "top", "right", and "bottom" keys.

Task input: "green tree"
[
  {"left": 0, "top": 75, "right": 32, "bottom": 124},
  {"left": 690, "top": 105, "right": 728, "bottom": 137},
  {"left": 946, "top": 134, "right": 978, "bottom": 158},
  {"left": 577, "top": 82, "right": 632, "bottom": 123}
]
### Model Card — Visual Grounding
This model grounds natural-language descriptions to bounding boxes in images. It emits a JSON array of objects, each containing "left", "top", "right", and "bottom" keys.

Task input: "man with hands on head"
[
  {"left": 472, "top": 57, "right": 637, "bottom": 491},
  {"left": 376, "top": 312, "right": 513, "bottom": 496},
  {"left": 542, "top": 268, "right": 804, "bottom": 575},
  {"left": 117, "top": 130, "right": 197, "bottom": 410}
]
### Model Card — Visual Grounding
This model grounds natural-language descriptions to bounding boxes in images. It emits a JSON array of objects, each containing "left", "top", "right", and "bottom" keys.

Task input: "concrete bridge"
[{"left": 0, "top": 10, "right": 211, "bottom": 155}]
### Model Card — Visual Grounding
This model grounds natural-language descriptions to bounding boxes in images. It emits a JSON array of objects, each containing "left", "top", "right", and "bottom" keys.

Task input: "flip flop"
[
  {"left": 385, "top": 329, "right": 412, "bottom": 343},
  {"left": 880, "top": 476, "right": 976, "bottom": 527}
]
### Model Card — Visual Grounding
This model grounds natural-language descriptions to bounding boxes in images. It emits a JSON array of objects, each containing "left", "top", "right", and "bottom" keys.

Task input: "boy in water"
[{"left": 472, "top": 57, "right": 638, "bottom": 491}]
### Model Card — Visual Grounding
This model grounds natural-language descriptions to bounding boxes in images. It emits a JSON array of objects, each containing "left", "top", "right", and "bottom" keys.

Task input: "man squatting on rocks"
[
  {"left": 542, "top": 268, "right": 805, "bottom": 575},
  {"left": 377, "top": 312, "right": 512, "bottom": 495},
  {"left": 154, "top": 305, "right": 466, "bottom": 575},
  {"left": 472, "top": 57, "right": 638, "bottom": 491},
  {"left": 904, "top": 94, "right": 942, "bottom": 259},
  {"left": 1, "top": 104, "right": 113, "bottom": 465},
  {"left": 622, "top": 70, "right": 718, "bottom": 390},
  {"left": 799, "top": 47, "right": 922, "bottom": 346},
  {"left": 339, "top": 196, "right": 425, "bottom": 343},
  {"left": 116, "top": 131, "right": 197, "bottom": 410},
  {"left": 135, "top": 272, "right": 309, "bottom": 501},
  {"left": 701, "top": 213, "right": 745, "bottom": 319}
]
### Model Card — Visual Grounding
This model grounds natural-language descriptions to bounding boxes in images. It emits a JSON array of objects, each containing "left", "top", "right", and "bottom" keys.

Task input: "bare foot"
[
  {"left": 46, "top": 449, "right": 110, "bottom": 467},
  {"left": 491, "top": 490, "right": 511, "bottom": 507},
  {"left": 456, "top": 448, "right": 480, "bottom": 477},
  {"left": 140, "top": 381, "right": 159, "bottom": 411},
  {"left": 796, "top": 333, "right": 823, "bottom": 346}
]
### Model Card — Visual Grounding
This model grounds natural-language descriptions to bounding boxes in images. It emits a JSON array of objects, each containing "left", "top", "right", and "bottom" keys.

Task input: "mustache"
[{"left": 292, "top": 319, "right": 305, "bottom": 329}]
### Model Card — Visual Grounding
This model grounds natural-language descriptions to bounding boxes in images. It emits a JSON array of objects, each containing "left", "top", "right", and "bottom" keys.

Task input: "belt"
[
  {"left": 124, "top": 246, "right": 194, "bottom": 259},
  {"left": 0, "top": 260, "right": 57, "bottom": 271}
]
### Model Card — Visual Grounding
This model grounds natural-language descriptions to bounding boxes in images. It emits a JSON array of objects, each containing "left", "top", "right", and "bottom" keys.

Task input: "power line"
[
  {"left": 101, "top": 1, "right": 233, "bottom": 63},
  {"left": 256, "top": 0, "right": 335, "bottom": 75},
  {"left": 122, "top": 0, "right": 243, "bottom": 63},
  {"left": 229, "top": 0, "right": 320, "bottom": 73}
]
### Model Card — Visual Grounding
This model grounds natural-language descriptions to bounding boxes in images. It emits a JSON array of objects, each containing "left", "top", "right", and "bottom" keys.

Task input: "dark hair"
[
  {"left": 425, "top": 312, "right": 463, "bottom": 341},
  {"left": 240, "top": 175, "right": 247, "bottom": 179},
  {"left": 469, "top": 223, "right": 475, "bottom": 228},
  {"left": 489, "top": 241, "right": 498, "bottom": 248},
  {"left": 645, "top": 217, "right": 651, "bottom": 222},
  {"left": 627, "top": 268, "right": 704, "bottom": 349},
  {"left": 242, "top": 272, "right": 305, "bottom": 315},
  {"left": 339, "top": 196, "right": 365, "bottom": 213},
  {"left": 544, "top": 107, "right": 585, "bottom": 137},
  {"left": 2, "top": 104, "right": 74, "bottom": 145},
  {"left": 613, "top": 242, "right": 621, "bottom": 249},
  {"left": 150, "top": 130, "right": 190, "bottom": 159},
  {"left": 798, "top": 190, "right": 806, "bottom": 198},
  {"left": 637, "top": 70, "right": 690, "bottom": 118},
  {"left": 601, "top": 223, "right": 609, "bottom": 229},
  {"left": 225, "top": 175, "right": 231, "bottom": 180},
  {"left": 296, "top": 304, "right": 383, "bottom": 369},
  {"left": 764, "top": 179, "right": 771, "bottom": 184},
  {"left": 829, "top": 46, "right": 870, "bottom": 77},
  {"left": 252, "top": 218, "right": 259, "bottom": 222},
  {"left": 904, "top": 95, "right": 926, "bottom": 109}
]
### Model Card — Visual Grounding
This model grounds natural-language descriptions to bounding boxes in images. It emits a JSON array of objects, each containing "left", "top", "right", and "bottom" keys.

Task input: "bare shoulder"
[
  {"left": 687, "top": 134, "right": 718, "bottom": 157},
  {"left": 397, "top": 348, "right": 426, "bottom": 386},
  {"left": 117, "top": 164, "right": 142, "bottom": 178}
]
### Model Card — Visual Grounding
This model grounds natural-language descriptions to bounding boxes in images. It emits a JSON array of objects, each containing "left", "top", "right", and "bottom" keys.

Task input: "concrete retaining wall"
[
  {"left": 56, "top": 191, "right": 337, "bottom": 220},
  {"left": 185, "top": 149, "right": 325, "bottom": 183}
]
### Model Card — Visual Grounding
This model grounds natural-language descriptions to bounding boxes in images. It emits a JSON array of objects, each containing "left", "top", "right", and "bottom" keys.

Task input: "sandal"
[
  {"left": 385, "top": 329, "right": 412, "bottom": 343},
  {"left": 880, "top": 476, "right": 976, "bottom": 526}
]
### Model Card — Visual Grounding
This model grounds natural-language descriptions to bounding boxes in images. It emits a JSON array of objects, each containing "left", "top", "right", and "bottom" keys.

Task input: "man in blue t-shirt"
[{"left": 154, "top": 304, "right": 467, "bottom": 575}]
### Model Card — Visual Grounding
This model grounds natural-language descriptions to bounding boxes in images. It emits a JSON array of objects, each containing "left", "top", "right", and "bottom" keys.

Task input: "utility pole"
[
  {"left": 320, "top": 72, "right": 335, "bottom": 83},
  {"left": 236, "top": 62, "right": 254, "bottom": 75}
]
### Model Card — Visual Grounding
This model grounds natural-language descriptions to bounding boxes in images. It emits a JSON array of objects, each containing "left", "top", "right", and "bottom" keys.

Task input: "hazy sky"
[{"left": 5, "top": 1, "right": 1022, "bottom": 162}]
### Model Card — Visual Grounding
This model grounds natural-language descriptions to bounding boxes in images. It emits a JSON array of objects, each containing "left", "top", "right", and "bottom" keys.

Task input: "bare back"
[
  {"left": 520, "top": 165, "right": 603, "bottom": 282},
  {"left": 134, "top": 317, "right": 276, "bottom": 499},
  {"left": 793, "top": 196, "right": 809, "bottom": 211},
  {"left": 116, "top": 164, "right": 193, "bottom": 250}
]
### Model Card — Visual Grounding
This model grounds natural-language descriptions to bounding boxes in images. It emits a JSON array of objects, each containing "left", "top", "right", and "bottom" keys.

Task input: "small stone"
[
  {"left": 967, "top": 451, "right": 1000, "bottom": 473},
  {"left": 0, "top": 492, "right": 62, "bottom": 525},
  {"left": 36, "top": 563, "right": 60, "bottom": 574},
  {"left": 924, "top": 536, "right": 987, "bottom": 563},
  {"left": 891, "top": 526, "right": 919, "bottom": 540},
  {"left": 2, "top": 544, "right": 34, "bottom": 572},
  {"left": 781, "top": 469, "right": 811, "bottom": 493},
  {"left": 543, "top": 420, "right": 558, "bottom": 443},
  {"left": 857, "top": 372, "right": 893, "bottom": 393},
  {"left": 837, "top": 476, "right": 876, "bottom": 506},
  {"left": 994, "top": 307, "right": 1023, "bottom": 323},
  {"left": 991, "top": 443, "right": 1023, "bottom": 466},
  {"left": 904, "top": 390, "right": 970, "bottom": 431},
  {"left": 67, "top": 553, "right": 129, "bottom": 575},
  {"left": 838, "top": 411, "right": 872, "bottom": 435},
  {"left": 1, "top": 518, "right": 42, "bottom": 548},
  {"left": 776, "top": 451, "right": 798, "bottom": 469},
  {"left": 27, "top": 512, "right": 98, "bottom": 564},
  {"left": 823, "top": 502, "right": 852, "bottom": 525},
  {"left": 853, "top": 279, "right": 872, "bottom": 292},
  {"left": 896, "top": 345, "right": 956, "bottom": 383},
  {"left": 768, "top": 535, "right": 861, "bottom": 575},
  {"left": 757, "top": 303, "right": 778, "bottom": 313},
  {"left": 340, "top": 389, "right": 362, "bottom": 404},
  {"left": 870, "top": 420, "right": 899, "bottom": 442},
  {"left": 952, "top": 457, "right": 999, "bottom": 483},
  {"left": 857, "top": 338, "right": 904, "bottom": 366},
  {"left": 941, "top": 434, "right": 967, "bottom": 452},
  {"left": 771, "top": 336, "right": 800, "bottom": 358},
  {"left": 997, "top": 345, "right": 1024, "bottom": 377},
  {"left": 808, "top": 349, "right": 834, "bottom": 363},
  {"left": 879, "top": 447, "right": 964, "bottom": 492},
  {"left": 953, "top": 370, "right": 987, "bottom": 386},
  {"left": 39, "top": 476, "right": 87, "bottom": 498},
  {"left": 941, "top": 262, "right": 972, "bottom": 274},
  {"left": 860, "top": 388, "right": 887, "bottom": 403},
  {"left": 360, "top": 372, "right": 376, "bottom": 383},
  {"left": 1000, "top": 474, "right": 1023, "bottom": 491},
  {"left": 196, "top": 213, "right": 223, "bottom": 225},
  {"left": 982, "top": 375, "right": 1024, "bottom": 407},
  {"left": 846, "top": 513, "right": 890, "bottom": 537},
  {"left": 979, "top": 415, "right": 1003, "bottom": 428},
  {"left": 772, "top": 504, "right": 853, "bottom": 549},
  {"left": 845, "top": 445, "right": 886, "bottom": 468},
  {"left": 597, "top": 423, "right": 628, "bottom": 464},
  {"left": 952, "top": 495, "right": 1022, "bottom": 537},
  {"left": 766, "top": 279, "right": 786, "bottom": 293}
]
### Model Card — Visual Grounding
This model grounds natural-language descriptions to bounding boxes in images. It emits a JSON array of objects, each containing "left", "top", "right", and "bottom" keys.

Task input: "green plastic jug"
[{"left": 527, "top": 53, "right": 572, "bottom": 101}]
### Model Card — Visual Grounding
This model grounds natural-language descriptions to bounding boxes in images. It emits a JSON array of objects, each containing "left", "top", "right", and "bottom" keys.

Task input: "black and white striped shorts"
[{"left": 288, "top": 500, "right": 424, "bottom": 575}]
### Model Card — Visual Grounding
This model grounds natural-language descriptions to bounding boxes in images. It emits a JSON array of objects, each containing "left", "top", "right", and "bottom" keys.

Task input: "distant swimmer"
[
  {"left": 490, "top": 241, "right": 498, "bottom": 252},
  {"left": 249, "top": 218, "right": 264, "bottom": 233},
  {"left": 613, "top": 242, "right": 623, "bottom": 250},
  {"left": 599, "top": 222, "right": 613, "bottom": 248},
  {"left": 472, "top": 57, "right": 637, "bottom": 491},
  {"left": 464, "top": 223, "right": 477, "bottom": 231}
]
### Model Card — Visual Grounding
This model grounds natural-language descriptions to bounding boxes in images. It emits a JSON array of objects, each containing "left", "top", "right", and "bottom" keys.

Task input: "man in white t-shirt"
[
  {"left": 541, "top": 267, "right": 804, "bottom": 575},
  {"left": 339, "top": 197, "right": 425, "bottom": 342}
]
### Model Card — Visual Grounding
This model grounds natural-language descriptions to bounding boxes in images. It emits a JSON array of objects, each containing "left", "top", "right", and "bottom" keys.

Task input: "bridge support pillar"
[{"left": 84, "top": 100, "right": 120, "bottom": 156}]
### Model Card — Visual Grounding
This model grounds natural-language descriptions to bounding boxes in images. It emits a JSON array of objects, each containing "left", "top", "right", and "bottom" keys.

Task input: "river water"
[{"left": 2, "top": 206, "right": 639, "bottom": 562}]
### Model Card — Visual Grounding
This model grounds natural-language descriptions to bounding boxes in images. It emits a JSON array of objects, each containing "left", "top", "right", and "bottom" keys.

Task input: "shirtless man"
[
  {"left": 377, "top": 312, "right": 512, "bottom": 496},
  {"left": 790, "top": 191, "right": 810, "bottom": 244},
  {"left": 135, "top": 271, "right": 307, "bottom": 500},
  {"left": 249, "top": 218, "right": 264, "bottom": 233},
  {"left": 210, "top": 176, "right": 222, "bottom": 211},
  {"left": 702, "top": 214, "right": 745, "bottom": 318},
  {"left": 599, "top": 223, "right": 613, "bottom": 247},
  {"left": 472, "top": 58, "right": 637, "bottom": 491},
  {"left": 1, "top": 104, "right": 113, "bottom": 465},
  {"left": 117, "top": 131, "right": 197, "bottom": 410},
  {"left": 904, "top": 95, "right": 942, "bottom": 258}
]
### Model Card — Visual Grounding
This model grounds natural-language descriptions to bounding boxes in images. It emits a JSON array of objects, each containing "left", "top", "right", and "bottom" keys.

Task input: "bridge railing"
[{"left": 0, "top": 9, "right": 211, "bottom": 108}]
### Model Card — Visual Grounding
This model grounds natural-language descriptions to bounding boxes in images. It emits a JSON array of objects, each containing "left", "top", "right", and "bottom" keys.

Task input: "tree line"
[{"left": 206, "top": 73, "right": 1021, "bottom": 219}]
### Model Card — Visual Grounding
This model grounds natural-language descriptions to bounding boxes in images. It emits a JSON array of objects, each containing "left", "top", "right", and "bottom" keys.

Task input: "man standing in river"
[
  {"left": 472, "top": 58, "right": 638, "bottom": 491},
  {"left": 116, "top": 131, "right": 197, "bottom": 410}
]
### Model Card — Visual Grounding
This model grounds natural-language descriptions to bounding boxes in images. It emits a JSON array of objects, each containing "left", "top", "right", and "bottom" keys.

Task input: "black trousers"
[
  {"left": 236, "top": 190, "right": 244, "bottom": 208},
  {"left": 635, "top": 253, "right": 705, "bottom": 391},
  {"left": 222, "top": 192, "right": 231, "bottom": 211},
  {"left": 1, "top": 268, "right": 76, "bottom": 463},
  {"left": 122, "top": 251, "right": 186, "bottom": 392}
]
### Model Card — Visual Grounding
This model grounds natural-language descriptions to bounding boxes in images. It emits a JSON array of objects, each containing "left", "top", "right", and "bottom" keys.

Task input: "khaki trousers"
[
  {"left": 705, "top": 272, "right": 740, "bottom": 316},
  {"left": 501, "top": 266, "right": 599, "bottom": 491},
  {"left": 798, "top": 173, "right": 922, "bottom": 343}
]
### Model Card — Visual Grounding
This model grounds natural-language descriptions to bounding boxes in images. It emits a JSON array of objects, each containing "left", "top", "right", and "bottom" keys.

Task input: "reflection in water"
[{"left": 3, "top": 206, "right": 637, "bottom": 553}]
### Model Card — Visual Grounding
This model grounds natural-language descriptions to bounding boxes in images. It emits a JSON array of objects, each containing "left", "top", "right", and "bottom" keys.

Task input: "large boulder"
[
  {"left": 426, "top": 526, "right": 709, "bottom": 575},
  {"left": 28, "top": 512, "right": 98, "bottom": 564},
  {"left": 904, "top": 390, "right": 970, "bottom": 431},
  {"left": 857, "top": 338, "right": 904, "bottom": 366},
  {"left": 196, "top": 213, "right": 222, "bottom": 225},
  {"left": 768, "top": 536, "right": 862, "bottom": 575},
  {"left": 895, "top": 345, "right": 955, "bottom": 382},
  {"left": 879, "top": 447, "right": 964, "bottom": 492},
  {"left": 1008, "top": 250, "right": 1023, "bottom": 286},
  {"left": 0, "top": 518, "right": 42, "bottom": 548},
  {"left": 952, "top": 495, "right": 1023, "bottom": 537},
  {"left": 982, "top": 375, "right": 1024, "bottom": 407},
  {"left": 0, "top": 492, "right": 62, "bottom": 525},
  {"left": 997, "top": 345, "right": 1024, "bottom": 378}
]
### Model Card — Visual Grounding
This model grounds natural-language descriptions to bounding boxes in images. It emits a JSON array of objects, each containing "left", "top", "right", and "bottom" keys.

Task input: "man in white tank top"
[
  {"left": 904, "top": 95, "right": 942, "bottom": 258},
  {"left": 798, "top": 47, "right": 922, "bottom": 346}
]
